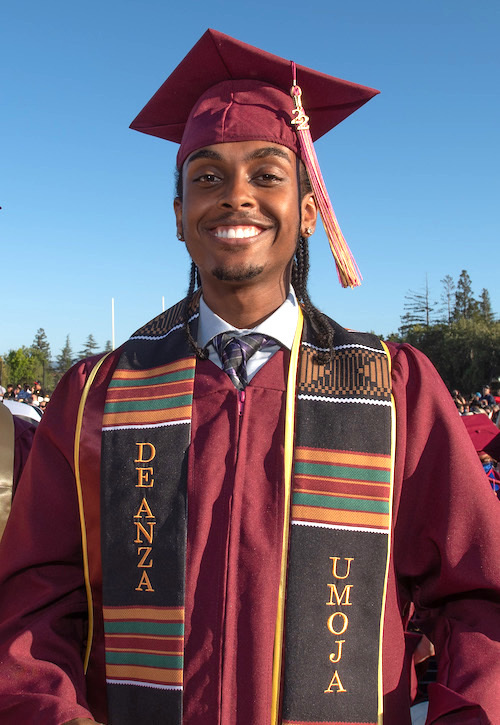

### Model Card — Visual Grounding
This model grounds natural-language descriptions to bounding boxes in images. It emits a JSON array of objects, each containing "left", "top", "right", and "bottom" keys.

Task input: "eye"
[
  {"left": 254, "top": 172, "right": 283, "bottom": 185},
  {"left": 193, "top": 173, "right": 221, "bottom": 184}
]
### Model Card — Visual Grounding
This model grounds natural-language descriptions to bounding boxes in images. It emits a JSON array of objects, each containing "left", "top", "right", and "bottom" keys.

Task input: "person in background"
[
  {"left": 2, "top": 385, "right": 15, "bottom": 401},
  {"left": 481, "top": 386, "right": 496, "bottom": 407},
  {"left": 31, "top": 380, "right": 45, "bottom": 403},
  {"left": 462, "top": 413, "right": 500, "bottom": 499},
  {"left": 16, "top": 384, "right": 32, "bottom": 404}
]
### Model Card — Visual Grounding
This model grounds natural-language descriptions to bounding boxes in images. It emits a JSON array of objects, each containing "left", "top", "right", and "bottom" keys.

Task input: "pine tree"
[
  {"left": 478, "top": 289, "right": 495, "bottom": 324},
  {"left": 32, "top": 328, "right": 51, "bottom": 363},
  {"left": 439, "top": 275, "right": 455, "bottom": 324},
  {"left": 31, "top": 327, "right": 53, "bottom": 389},
  {"left": 79, "top": 334, "right": 99, "bottom": 359},
  {"left": 56, "top": 335, "right": 74, "bottom": 378},
  {"left": 103, "top": 340, "right": 113, "bottom": 352},
  {"left": 399, "top": 277, "right": 436, "bottom": 335},
  {"left": 453, "top": 270, "right": 478, "bottom": 321}
]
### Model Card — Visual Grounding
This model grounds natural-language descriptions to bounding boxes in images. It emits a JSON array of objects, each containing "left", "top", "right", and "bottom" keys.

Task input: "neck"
[{"left": 200, "top": 277, "right": 290, "bottom": 329}]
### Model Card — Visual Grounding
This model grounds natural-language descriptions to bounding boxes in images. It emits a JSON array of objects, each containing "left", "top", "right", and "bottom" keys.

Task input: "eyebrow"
[
  {"left": 185, "top": 146, "right": 292, "bottom": 166},
  {"left": 244, "top": 146, "right": 292, "bottom": 164},
  {"left": 186, "top": 149, "right": 223, "bottom": 164}
]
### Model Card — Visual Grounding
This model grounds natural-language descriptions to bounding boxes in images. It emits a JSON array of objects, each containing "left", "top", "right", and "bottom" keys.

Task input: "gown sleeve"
[
  {"left": 0, "top": 360, "right": 99, "bottom": 724},
  {"left": 389, "top": 342, "right": 500, "bottom": 724},
  {"left": 1, "top": 340, "right": 499, "bottom": 724}
]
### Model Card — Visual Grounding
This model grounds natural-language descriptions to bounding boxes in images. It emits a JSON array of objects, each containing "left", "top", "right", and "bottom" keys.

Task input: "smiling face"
[{"left": 174, "top": 140, "right": 316, "bottom": 315}]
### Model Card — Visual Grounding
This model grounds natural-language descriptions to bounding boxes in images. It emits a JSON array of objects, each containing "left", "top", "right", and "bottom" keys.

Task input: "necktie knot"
[{"left": 212, "top": 332, "right": 274, "bottom": 389}]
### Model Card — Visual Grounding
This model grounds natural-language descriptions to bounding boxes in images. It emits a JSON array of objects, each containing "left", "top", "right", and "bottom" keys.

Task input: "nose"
[{"left": 218, "top": 172, "right": 255, "bottom": 209}]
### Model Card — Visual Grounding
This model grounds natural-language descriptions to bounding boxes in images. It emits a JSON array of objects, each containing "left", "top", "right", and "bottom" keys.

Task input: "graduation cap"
[
  {"left": 130, "top": 29, "right": 379, "bottom": 287},
  {"left": 462, "top": 414, "right": 500, "bottom": 460}
]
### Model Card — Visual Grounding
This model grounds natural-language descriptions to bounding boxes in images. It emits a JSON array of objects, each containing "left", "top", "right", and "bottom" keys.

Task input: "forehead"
[{"left": 184, "top": 140, "right": 297, "bottom": 168}]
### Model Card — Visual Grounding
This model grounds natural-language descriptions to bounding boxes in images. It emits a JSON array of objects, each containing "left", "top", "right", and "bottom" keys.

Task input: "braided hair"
[
  {"left": 175, "top": 165, "right": 333, "bottom": 363},
  {"left": 291, "top": 236, "right": 333, "bottom": 363}
]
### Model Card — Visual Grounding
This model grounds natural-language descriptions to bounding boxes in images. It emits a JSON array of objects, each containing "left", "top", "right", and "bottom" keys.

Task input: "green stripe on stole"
[
  {"left": 293, "top": 491, "right": 390, "bottom": 514},
  {"left": 282, "top": 322, "right": 394, "bottom": 725},
  {"left": 108, "top": 368, "right": 195, "bottom": 387},
  {"left": 98, "top": 299, "right": 394, "bottom": 725},
  {"left": 104, "top": 394, "right": 193, "bottom": 413},
  {"left": 295, "top": 460, "right": 391, "bottom": 483},
  {"left": 100, "top": 300, "right": 195, "bottom": 724}
]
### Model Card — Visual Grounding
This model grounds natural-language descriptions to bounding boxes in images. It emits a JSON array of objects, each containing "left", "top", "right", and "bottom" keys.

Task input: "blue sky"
[{"left": 2, "top": 0, "right": 499, "bottom": 357}]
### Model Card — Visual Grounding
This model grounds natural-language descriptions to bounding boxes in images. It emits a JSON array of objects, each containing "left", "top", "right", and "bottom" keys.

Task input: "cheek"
[
  {"left": 280, "top": 203, "right": 301, "bottom": 237},
  {"left": 281, "top": 192, "right": 301, "bottom": 225},
  {"left": 180, "top": 193, "right": 211, "bottom": 229}
]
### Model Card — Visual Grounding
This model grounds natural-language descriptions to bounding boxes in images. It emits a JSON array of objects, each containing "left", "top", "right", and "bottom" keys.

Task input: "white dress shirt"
[{"left": 198, "top": 288, "right": 299, "bottom": 383}]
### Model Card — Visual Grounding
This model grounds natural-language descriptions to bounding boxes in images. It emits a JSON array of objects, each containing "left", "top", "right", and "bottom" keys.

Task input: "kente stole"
[{"left": 89, "top": 298, "right": 394, "bottom": 724}]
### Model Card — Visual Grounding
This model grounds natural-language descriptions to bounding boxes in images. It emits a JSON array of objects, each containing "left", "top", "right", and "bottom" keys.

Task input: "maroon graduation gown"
[{"left": 0, "top": 344, "right": 499, "bottom": 724}]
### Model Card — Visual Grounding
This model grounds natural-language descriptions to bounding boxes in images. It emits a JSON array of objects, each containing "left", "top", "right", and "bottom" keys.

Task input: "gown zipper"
[{"left": 237, "top": 388, "right": 246, "bottom": 416}]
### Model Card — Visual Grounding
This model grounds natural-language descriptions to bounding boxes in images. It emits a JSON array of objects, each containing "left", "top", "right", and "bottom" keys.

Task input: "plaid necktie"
[{"left": 212, "top": 332, "right": 275, "bottom": 390}]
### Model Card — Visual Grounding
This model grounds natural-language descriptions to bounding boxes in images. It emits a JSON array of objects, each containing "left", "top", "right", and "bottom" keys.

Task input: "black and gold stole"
[
  {"left": 280, "top": 317, "right": 394, "bottom": 725},
  {"left": 85, "top": 299, "right": 394, "bottom": 725},
  {"left": 98, "top": 299, "right": 196, "bottom": 724}
]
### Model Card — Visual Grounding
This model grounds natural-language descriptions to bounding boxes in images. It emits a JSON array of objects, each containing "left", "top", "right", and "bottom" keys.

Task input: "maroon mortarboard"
[
  {"left": 462, "top": 414, "right": 500, "bottom": 460},
  {"left": 130, "top": 29, "right": 379, "bottom": 287}
]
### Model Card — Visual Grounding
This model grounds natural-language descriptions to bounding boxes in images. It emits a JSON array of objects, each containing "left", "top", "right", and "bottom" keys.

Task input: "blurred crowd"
[
  {"left": 452, "top": 384, "right": 500, "bottom": 423},
  {"left": 451, "top": 384, "right": 500, "bottom": 500},
  {"left": 0, "top": 381, "right": 51, "bottom": 424}
]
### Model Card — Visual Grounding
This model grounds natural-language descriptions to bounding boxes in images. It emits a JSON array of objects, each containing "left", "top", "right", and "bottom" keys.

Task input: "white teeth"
[{"left": 214, "top": 226, "right": 260, "bottom": 239}]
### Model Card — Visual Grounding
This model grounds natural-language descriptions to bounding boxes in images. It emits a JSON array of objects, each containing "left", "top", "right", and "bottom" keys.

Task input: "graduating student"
[{"left": 0, "top": 29, "right": 499, "bottom": 725}]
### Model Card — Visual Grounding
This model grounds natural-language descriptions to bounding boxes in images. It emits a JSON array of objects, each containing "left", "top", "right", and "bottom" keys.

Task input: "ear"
[
  {"left": 301, "top": 192, "right": 317, "bottom": 236},
  {"left": 173, "top": 197, "right": 184, "bottom": 241}
]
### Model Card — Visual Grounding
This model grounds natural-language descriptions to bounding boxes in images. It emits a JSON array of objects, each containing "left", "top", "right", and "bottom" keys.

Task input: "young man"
[{"left": 0, "top": 30, "right": 499, "bottom": 725}]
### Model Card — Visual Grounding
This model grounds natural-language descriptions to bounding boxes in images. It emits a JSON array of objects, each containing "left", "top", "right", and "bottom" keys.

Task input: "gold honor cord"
[
  {"left": 271, "top": 308, "right": 304, "bottom": 725},
  {"left": 377, "top": 341, "right": 397, "bottom": 723},
  {"left": 74, "top": 352, "right": 112, "bottom": 673}
]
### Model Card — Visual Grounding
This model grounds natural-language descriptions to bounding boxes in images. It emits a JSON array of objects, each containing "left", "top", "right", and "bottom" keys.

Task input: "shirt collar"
[{"left": 198, "top": 288, "right": 299, "bottom": 351}]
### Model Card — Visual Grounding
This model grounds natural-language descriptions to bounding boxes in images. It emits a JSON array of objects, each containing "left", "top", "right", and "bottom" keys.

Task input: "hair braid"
[
  {"left": 292, "top": 236, "right": 334, "bottom": 363},
  {"left": 184, "top": 261, "right": 208, "bottom": 359}
]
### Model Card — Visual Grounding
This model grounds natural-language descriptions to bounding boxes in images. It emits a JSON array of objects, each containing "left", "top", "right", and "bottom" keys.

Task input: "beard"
[{"left": 211, "top": 264, "right": 264, "bottom": 282}]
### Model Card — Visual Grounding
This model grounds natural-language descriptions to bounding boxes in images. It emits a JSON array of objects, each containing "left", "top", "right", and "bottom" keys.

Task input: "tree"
[
  {"left": 55, "top": 335, "right": 74, "bottom": 383},
  {"left": 31, "top": 328, "right": 51, "bottom": 364},
  {"left": 443, "top": 318, "right": 500, "bottom": 392},
  {"left": 478, "top": 288, "right": 495, "bottom": 324},
  {"left": 392, "top": 268, "right": 500, "bottom": 391},
  {"left": 439, "top": 275, "right": 455, "bottom": 324},
  {"left": 4, "top": 347, "right": 39, "bottom": 386},
  {"left": 397, "top": 317, "right": 500, "bottom": 393},
  {"left": 399, "top": 277, "right": 437, "bottom": 336},
  {"left": 103, "top": 340, "right": 113, "bottom": 353},
  {"left": 453, "top": 270, "right": 478, "bottom": 321},
  {"left": 78, "top": 334, "right": 99, "bottom": 359},
  {"left": 31, "top": 327, "right": 53, "bottom": 389}
]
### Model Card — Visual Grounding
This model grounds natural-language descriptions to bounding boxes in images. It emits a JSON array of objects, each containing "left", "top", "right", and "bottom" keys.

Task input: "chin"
[{"left": 211, "top": 265, "right": 264, "bottom": 282}]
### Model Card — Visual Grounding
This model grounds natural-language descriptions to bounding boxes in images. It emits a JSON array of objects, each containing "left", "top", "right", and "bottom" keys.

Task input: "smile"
[{"left": 212, "top": 226, "right": 263, "bottom": 239}]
